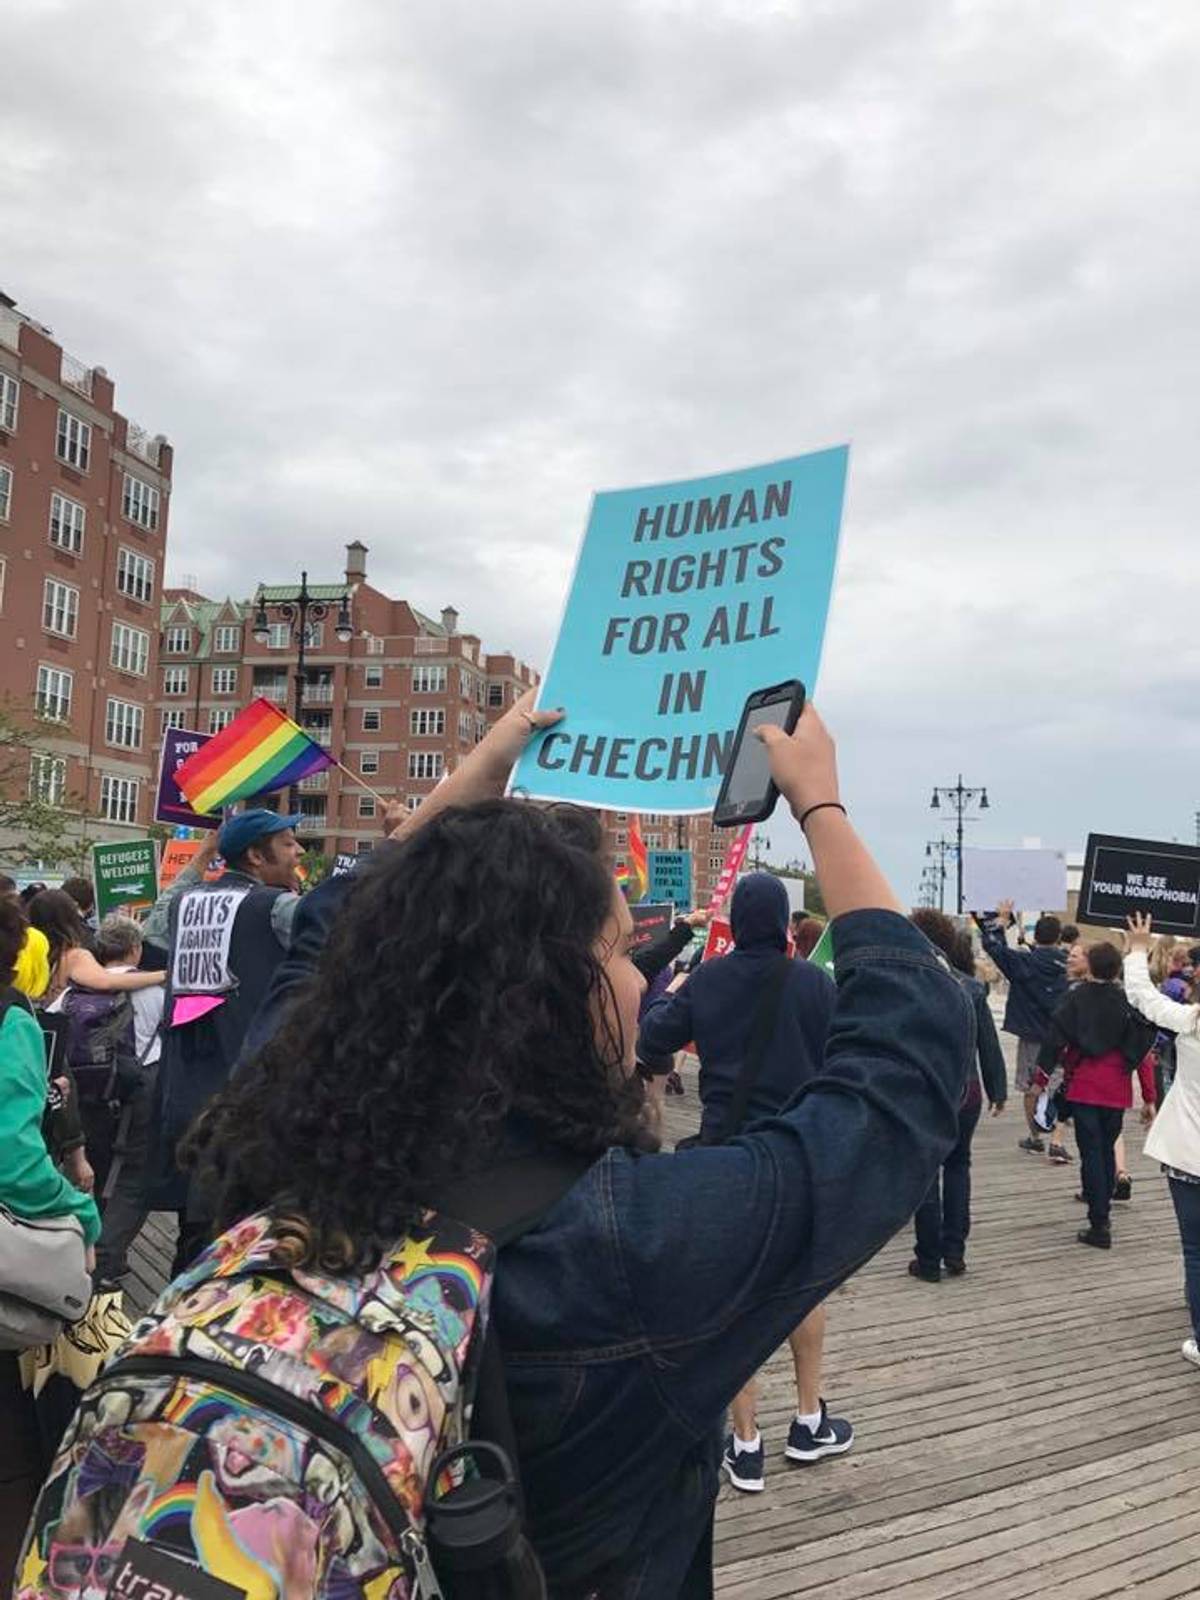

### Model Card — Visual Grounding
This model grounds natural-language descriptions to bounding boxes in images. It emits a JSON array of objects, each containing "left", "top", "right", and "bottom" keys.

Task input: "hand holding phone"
[{"left": 713, "top": 681, "right": 806, "bottom": 827}]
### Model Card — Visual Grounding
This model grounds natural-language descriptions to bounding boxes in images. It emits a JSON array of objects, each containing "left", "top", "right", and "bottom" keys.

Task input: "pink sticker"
[{"left": 171, "top": 994, "right": 226, "bottom": 1027}]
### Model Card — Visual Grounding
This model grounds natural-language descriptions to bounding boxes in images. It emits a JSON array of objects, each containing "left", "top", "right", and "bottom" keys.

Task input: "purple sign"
[{"left": 155, "top": 728, "right": 220, "bottom": 829}]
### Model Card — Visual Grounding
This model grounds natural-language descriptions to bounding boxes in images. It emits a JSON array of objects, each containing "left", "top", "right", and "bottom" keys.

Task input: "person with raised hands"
[
  {"left": 1125, "top": 913, "right": 1200, "bottom": 1367},
  {"left": 184, "top": 699, "right": 972, "bottom": 1600}
]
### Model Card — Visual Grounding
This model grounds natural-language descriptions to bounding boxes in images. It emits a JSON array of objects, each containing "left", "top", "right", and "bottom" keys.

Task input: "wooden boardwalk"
[{"left": 128, "top": 1023, "right": 1200, "bottom": 1597}]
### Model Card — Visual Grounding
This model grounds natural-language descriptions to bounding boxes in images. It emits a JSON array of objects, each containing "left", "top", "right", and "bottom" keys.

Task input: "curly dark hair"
[{"left": 185, "top": 799, "right": 651, "bottom": 1271}]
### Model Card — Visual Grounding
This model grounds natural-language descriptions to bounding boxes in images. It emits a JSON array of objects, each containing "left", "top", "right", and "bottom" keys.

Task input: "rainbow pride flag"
[
  {"left": 173, "top": 698, "right": 335, "bottom": 814},
  {"left": 627, "top": 815, "right": 649, "bottom": 904}
]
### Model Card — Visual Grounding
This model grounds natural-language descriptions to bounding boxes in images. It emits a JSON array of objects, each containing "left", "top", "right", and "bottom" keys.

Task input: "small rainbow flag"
[
  {"left": 614, "top": 862, "right": 631, "bottom": 893},
  {"left": 627, "top": 815, "right": 649, "bottom": 904},
  {"left": 173, "top": 698, "right": 336, "bottom": 814}
]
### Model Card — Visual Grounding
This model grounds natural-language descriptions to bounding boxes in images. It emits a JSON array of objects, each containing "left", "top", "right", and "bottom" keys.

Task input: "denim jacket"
[{"left": 494, "top": 909, "right": 974, "bottom": 1597}]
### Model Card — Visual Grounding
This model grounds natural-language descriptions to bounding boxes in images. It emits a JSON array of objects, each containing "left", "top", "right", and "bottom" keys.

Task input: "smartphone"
[{"left": 712, "top": 680, "right": 807, "bottom": 827}]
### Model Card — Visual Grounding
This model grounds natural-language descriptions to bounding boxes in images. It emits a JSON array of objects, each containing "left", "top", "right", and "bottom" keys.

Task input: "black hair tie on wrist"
[{"left": 799, "top": 801, "right": 847, "bottom": 831}]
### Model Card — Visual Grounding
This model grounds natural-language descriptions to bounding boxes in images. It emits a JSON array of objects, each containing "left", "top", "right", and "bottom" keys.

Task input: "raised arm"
[
  {"left": 977, "top": 913, "right": 1022, "bottom": 983},
  {"left": 396, "top": 691, "right": 563, "bottom": 841},
  {"left": 142, "top": 833, "right": 220, "bottom": 950},
  {"left": 62, "top": 946, "right": 165, "bottom": 992},
  {"left": 1124, "top": 915, "right": 1200, "bottom": 1034},
  {"left": 602, "top": 706, "right": 971, "bottom": 1419}
]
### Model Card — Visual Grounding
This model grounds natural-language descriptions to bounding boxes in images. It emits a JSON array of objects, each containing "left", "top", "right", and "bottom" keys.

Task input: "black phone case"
[{"left": 712, "top": 680, "right": 806, "bottom": 827}]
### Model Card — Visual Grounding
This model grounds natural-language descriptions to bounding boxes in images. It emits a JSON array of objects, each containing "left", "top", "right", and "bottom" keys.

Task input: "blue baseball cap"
[{"left": 217, "top": 809, "right": 303, "bottom": 860}]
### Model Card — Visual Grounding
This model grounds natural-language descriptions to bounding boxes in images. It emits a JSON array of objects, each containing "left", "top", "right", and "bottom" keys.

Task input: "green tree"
[{"left": 0, "top": 696, "right": 94, "bottom": 870}]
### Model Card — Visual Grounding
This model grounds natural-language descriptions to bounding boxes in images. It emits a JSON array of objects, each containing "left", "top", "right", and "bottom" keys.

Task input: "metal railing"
[
  {"left": 60, "top": 352, "right": 93, "bottom": 397},
  {"left": 414, "top": 636, "right": 448, "bottom": 655},
  {"left": 302, "top": 681, "right": 335, "bottom": 703},
  {"left": 299, "top": 772, "right": 329, "bottom": 792},
  {"left": 0, "top": 306, "right": 20, "bottom": 352},
  {"left": 253, "top": 682, "right": 289, "bottom": 704},
  {"left": 296, "top": 813, "right": 327, "bottom": 833},
  {"left": 126, "top": 421, "right": 162, "bottom": 466}
]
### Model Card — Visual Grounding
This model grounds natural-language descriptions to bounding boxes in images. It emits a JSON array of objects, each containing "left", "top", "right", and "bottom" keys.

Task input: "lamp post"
[
  {"left": 252, "top": 570, "right": 353, "bottom": 816},
  {"left": 930, "top": 775, "right": 989, "bottom": 914},
  {"left": 924, "top": 838, "right": 957, "bottom": 914}
]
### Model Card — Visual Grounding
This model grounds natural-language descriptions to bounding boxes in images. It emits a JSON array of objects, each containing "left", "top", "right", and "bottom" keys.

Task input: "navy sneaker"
[
  {"left": 785, "top": 1402, "right": 854, "bottom": 1464},
  {"left": 721, "top": 1433, "right": 765, "bottom": 1493}
]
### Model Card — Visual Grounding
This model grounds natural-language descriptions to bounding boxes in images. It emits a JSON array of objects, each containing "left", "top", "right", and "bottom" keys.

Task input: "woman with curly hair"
[{"left": 177, "top": 699, "right": 971, "bottom": 1599}]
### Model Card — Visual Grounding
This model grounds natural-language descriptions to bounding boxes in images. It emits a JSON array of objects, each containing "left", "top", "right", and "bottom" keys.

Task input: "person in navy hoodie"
[{"left": 638, "top": 871, "right": 846, "bottom": 1494}]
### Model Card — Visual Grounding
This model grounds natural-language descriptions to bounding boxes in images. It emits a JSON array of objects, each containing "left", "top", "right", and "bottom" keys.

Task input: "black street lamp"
[
  {"left": 924, "top": 838, "right": 957, "bottom": 914},
  {"left": 252, "top": 569, "right": 353, "bottom": 814},
  {"left": 930, "top": 775, "right": 989, "bottom": 914}
]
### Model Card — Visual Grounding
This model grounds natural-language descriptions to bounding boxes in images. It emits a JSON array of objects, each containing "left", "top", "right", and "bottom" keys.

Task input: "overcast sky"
[{"left": 5, "top": 0, "right": 1199, "bottom": 898}]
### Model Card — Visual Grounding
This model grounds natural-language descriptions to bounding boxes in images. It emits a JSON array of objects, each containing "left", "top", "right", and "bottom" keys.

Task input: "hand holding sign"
[{"left": 1126, "top": 912, "right": 1154, "bottom": 952}]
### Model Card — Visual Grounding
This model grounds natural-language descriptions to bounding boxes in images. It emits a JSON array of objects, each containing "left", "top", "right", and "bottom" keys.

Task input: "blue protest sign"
[
  {"left": 512, "top": 447, "right": 847, "bottom": 811},
  {"left": 648, "top": 849, "right": 692, "bottom": 912}
]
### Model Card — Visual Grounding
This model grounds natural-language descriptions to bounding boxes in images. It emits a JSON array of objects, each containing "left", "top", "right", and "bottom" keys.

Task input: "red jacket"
[{"left": 1064, "top": 1048, "right": 1156, "bottom": 1111}]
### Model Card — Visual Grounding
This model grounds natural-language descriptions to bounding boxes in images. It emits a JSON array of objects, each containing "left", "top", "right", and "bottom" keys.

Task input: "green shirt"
[{"left": 0, "top": 1004, "right": 100, "bottom": 1245}]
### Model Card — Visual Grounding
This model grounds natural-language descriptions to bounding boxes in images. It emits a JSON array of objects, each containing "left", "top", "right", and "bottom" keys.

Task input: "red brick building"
[
  {"left": 158, "top": 545, "right": 538, "bottom": 858},
  {"left": 0, "top": 291, "right": 173, "bottom": 844}
]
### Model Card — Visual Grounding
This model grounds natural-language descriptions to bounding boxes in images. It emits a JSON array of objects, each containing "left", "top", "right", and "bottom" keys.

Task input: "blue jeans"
[
  {"left": 1168, "top": 1176, "right": 1200, "bottom": 1343},
  {"left": 914, "top": 1088, "right": 982, "bottom": 1269}
]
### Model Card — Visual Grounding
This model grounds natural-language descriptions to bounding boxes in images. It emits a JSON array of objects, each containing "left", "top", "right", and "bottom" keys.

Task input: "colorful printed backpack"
[{"left": 16, "top": 1161, "right": 583, "bottom": 1600}]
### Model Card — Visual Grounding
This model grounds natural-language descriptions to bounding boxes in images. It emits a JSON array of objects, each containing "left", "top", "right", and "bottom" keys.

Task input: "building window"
[
  {"left": 122, "top": 473, "right": 160, "bottom": 531},
  {"left": 709, "top": 855, "right": 725, "bottom": 872},
  {"left": 29, "top": 753, "right": 66, "bottom": 806},
  {"left": 410, "top": 708, "right": 445, "bottom": 736},
  {"left": 646, "top": 833, "right": 662, "bottom": 849},
  {"left": 208, "top": 708, "right": 235, "bottom": 734},
  {"left": 366, "top": 635, "right": 385, "bottom": 655},
  {"left": 213, "top": 624, "right": 240, "bottom": 653},
  {"left": 48, "top": 492, "right": 85, "bottom": 553},
  {"left": 405, "top": 795, "right": 423, "bottom": 813},
  {"left": 43, "top": 578, "right": 79, "bottom": 638},
  {"left": 364, "top": 664, "right": 383, "bottom": 688},
  {"left": 0, "top": 373, "right": 18, "bottom": 432},
  {"left": 211, "top": 666, "right": 238, "bottom": 695},
  {"left": 163, "top": 666, "right": 189, "bottom": 695},
  {"left": 56, "top": 409, "right": 91, "bottom": 471},
  {"left": 412, "top": 665, "right": 446, "bottom": 693},
  {"left": 615, "top": 831, "right": 628, "bottom": 846},
  {"left": 0, "top": 463, "right": 11, "bottom": 521},
  {"left": 105, "top": 697, "right": 144, "bottom": 750},
  {"left": 164, "top": 625, "right": 191, "bottom": 654},
  {"left": 100, "top": 774, "right": 138, "bottom": 823},
  {"left": 408, "top": 752, "right": 443, "bottom": 780},
  {"left": 362, "top": 708, "right": 382, "bottom": 732},
  {"left": 487, "top": 682, "right": 505, "bottom": 708},
  {"left": 360, "top": 750, "right": 380, "bottom": 775},
  {"left": 458, "top": 711, "right": 473, "bottom": 741},
  {"left": 267, "top": 622, "right": 290, "bottom": 649},
  {"left": 358, "top": 795, "right": 376, "bottom": 817},
  {"left": 161, "top": 708, "right": 186, "bottom": 733},
  {"left": 36, "top": 665, "right": 72, "bottom": 721},
  {"left": 615, "top": 813, "right": 628, "bottom": 823},
  {"left": 459, "top": 669, "right": 472, "bottom": 700},
  {"left": 110, "top": 621, "right": 149, "bottom": 677},
  {"left": 476, "top": 716, "right": 487, "bottom": 743},
  {"left": 117, "top": 547, "right": 155, "bottom": 604}
]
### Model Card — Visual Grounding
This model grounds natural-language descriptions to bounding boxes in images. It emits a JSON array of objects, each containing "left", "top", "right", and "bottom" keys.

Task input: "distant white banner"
[{"left": 962, "top": 848, "right": 1067, "bottom": 913}]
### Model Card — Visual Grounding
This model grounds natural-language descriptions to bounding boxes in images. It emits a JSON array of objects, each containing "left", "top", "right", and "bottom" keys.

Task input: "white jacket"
[{"left": 1124, "top": 951, "right": 1200, "bottom": 1177}]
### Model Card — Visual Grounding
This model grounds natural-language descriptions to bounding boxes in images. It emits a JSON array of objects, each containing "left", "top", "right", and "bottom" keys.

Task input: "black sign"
[
  {"left": 630, "top": 901, "right": 674, "bottom": 950},
  {"left": 107, "top": 1538, "right": 247, "bottom": 1600},
  {"left": 1078, "top": 833, "right": 1200, "bottom": 936}
]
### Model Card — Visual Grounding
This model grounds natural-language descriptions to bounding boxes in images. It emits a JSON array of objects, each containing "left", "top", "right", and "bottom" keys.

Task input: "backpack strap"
[
  {"left": 431, "top": 1153, "right": 591, "bottom": 1512},
  {"left": 716, "top": 953, "right": 792, "bottom": 1142}
]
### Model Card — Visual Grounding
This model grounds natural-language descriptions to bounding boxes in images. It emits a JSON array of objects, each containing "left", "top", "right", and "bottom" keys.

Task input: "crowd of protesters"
[{"left": 1, "top": 695, "right": 1199, "bottom": 1597}]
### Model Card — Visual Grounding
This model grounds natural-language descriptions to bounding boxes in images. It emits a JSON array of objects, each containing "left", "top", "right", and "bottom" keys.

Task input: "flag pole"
[{"left": 333, "top": 757, "right": 391, "bottom": 808}]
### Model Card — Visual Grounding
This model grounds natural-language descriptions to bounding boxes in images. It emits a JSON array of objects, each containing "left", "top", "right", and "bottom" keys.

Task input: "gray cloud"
[{"left": 5, "top": 0, "right": 1199, "bottom": 895}]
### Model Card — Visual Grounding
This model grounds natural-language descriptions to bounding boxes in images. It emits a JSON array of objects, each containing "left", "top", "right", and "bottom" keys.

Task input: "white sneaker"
[{"left": 1182, "top": 1338, "right": 1200, "bottom": 1369}]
